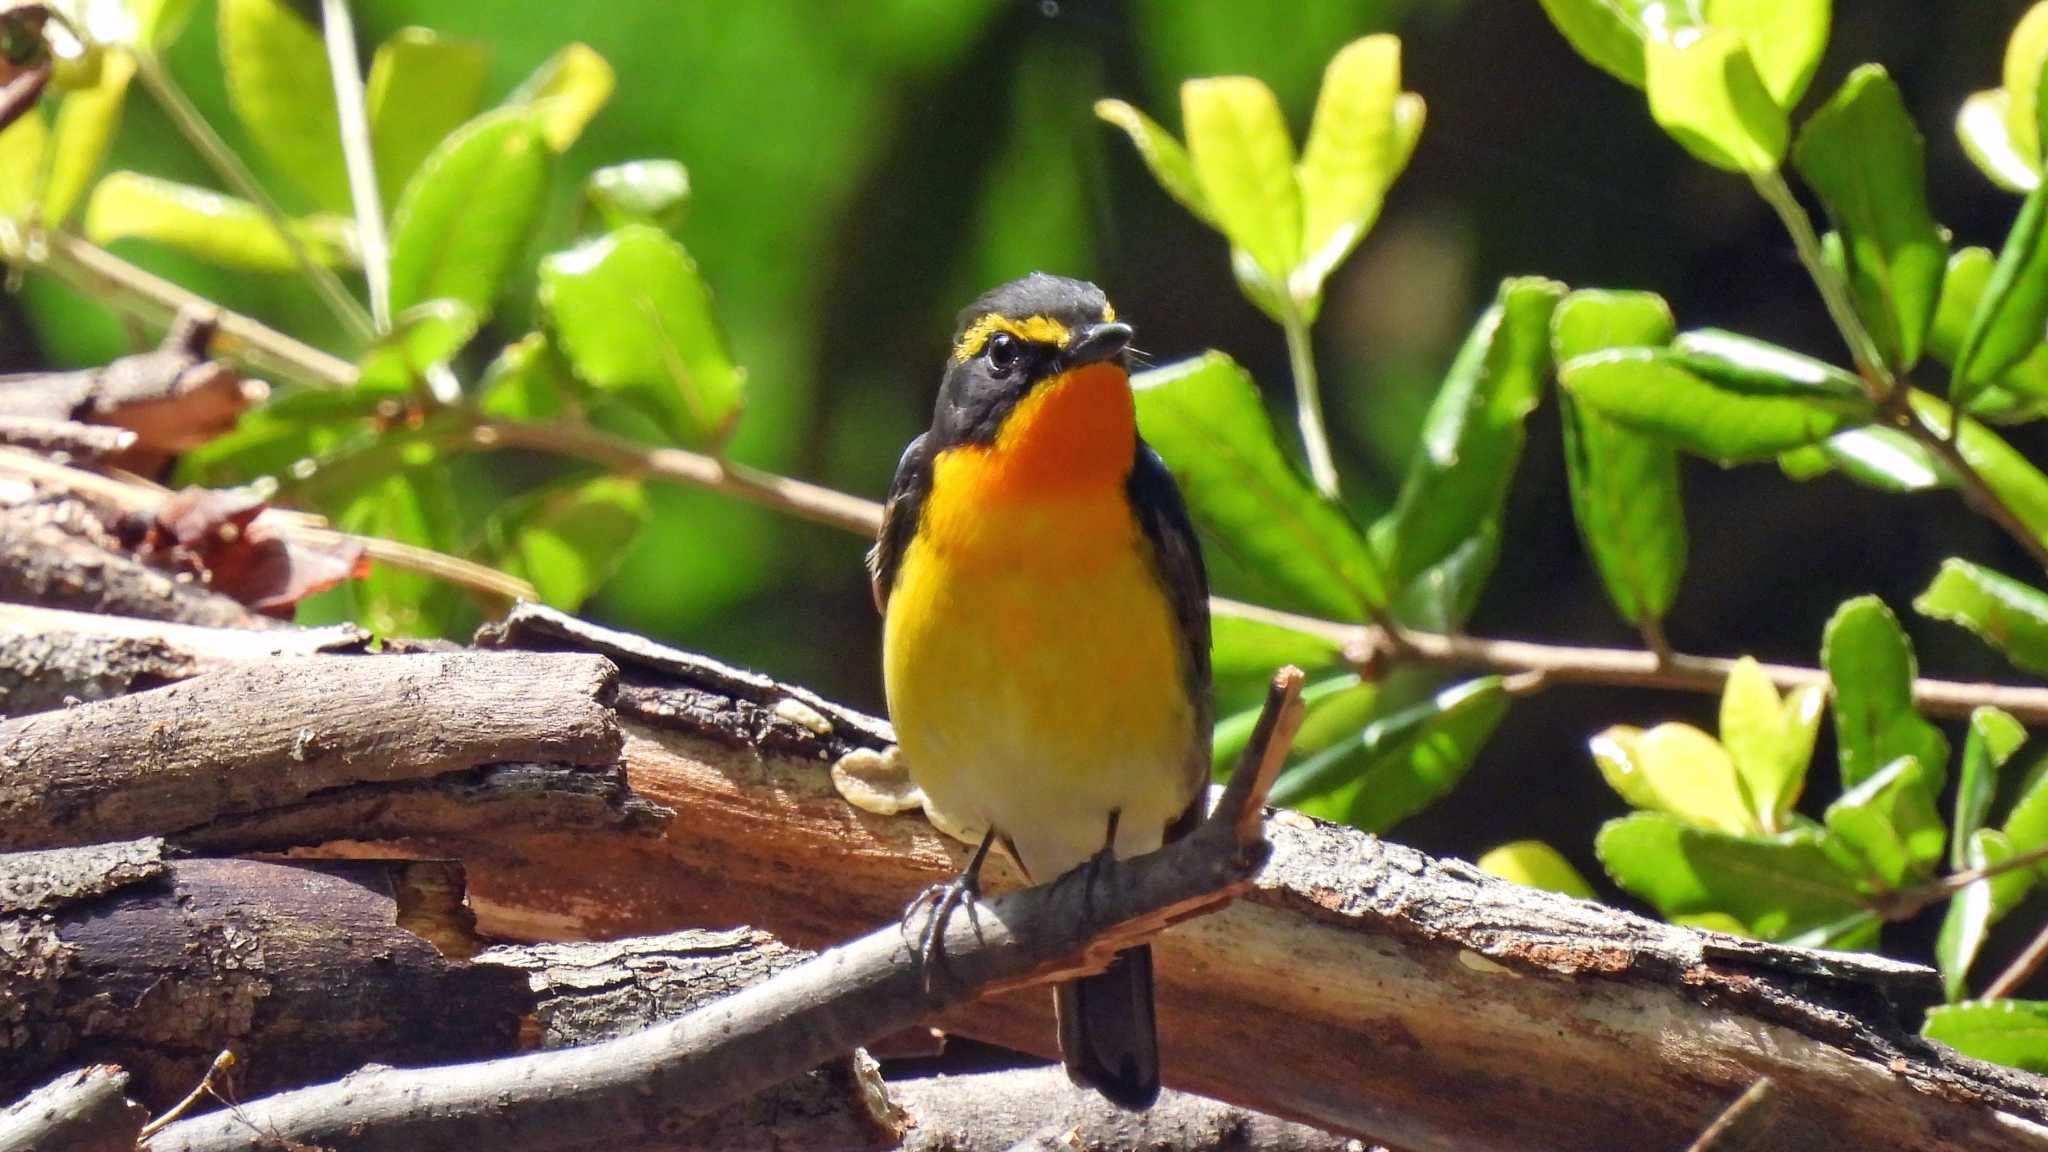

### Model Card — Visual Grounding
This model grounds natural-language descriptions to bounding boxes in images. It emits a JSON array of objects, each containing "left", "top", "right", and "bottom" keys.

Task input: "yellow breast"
[{"left": 881, "top": 364, "right": 1200, "bottom": 881}]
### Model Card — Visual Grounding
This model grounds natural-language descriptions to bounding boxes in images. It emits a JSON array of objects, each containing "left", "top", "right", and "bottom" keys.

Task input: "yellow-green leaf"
[
  {"left": 387, "top": 109, "right": 552, "bottom": 316},
  {"left": 1094, "top": 97, "right": 1213, "bottom": 227},
  {"left": 2007, "top": 2, "right": 2048, "bottom": 168},
  {"left": 1702, "top": 0, "right": 1827, "bottom": 108},
  {"left": 366, "top": 27, "right": 489, "bottom": 208},
  {"left": 1592, "top": 722, "right": 1758, "bottom": 834},
  {"left": 1181, "top": 75, "right": 1301, "bottom": 287},
  {"left": 41, "top": 46, "right": 133, "bottom": 225},
  {"left": 1293, "top": 34, "right": 1409, "bottom": 301},
  {"left": 1478, "top": 840, "right": 1596, "bottom": 899},
  {"left": 1957, "top": 89, "right": 2039, "bottom": 194},
  {"left": 84, "top": 171, "right": 355, "bottom": 271},
  {"left": 218, "top": 0, "right": 349, "bottom": 210},
  {"left": 508, "top": 42, "right": 614, "bottom": 153},
  {"left": 0, "top": 104, "right": 45, "bottom": 219},
  {"left": 1644, "top": 27, "right": 1788, "bottom": 174},
  {"left": 1718, "top": 657, "right": 1819, "bottom": 833}
]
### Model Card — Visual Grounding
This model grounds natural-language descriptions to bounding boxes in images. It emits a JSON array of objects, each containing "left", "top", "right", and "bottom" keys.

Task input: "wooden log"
[
  {"left": 0, "top": 1066, "right": 147, "bottom": 1152},
  {"left": 0, "top": 507, "right": 277, "bottom": 630},
  {"left": 0, "top": 651, "right": 622, "bottom": 849}
]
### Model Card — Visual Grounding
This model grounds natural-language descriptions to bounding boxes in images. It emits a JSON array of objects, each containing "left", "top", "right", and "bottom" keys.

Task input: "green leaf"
[
  {"left": 1957, "top": 89, "right": 2039, "bottom": 194},
  {"left": 0, "top": 103, "right": 45, "bottom": 220},
  {"left": 1824, "top": 756, "right": 1946, "bottom": 888},
  {"left": 1938, "top": 829, "right": 2035, "bottom": 1002},
  {"left": 1181, "top": 75, "right": 1301, "bottom": 287},
  {"left": 1956, "top": 139, "right": 2048, "bottom": 400},
  {"left": 1923, "top": 1001, "right": 2048, "bottom": 1072},
  {"left": 1956, "top": 707, "right": 2028, "bottom": 871},
  {"left": 1133, "top": 352, "right": 1387, "bottom": 619},
  {"left": 585, "top": 160, "right": 690, "bottom": 232},
  {"left": 1300, "top": 677, "right": 1508, "bottom": 833},
  {"left": 1823, "top": 595, "right": 1949, "bottom": 792},
  {"left": 387, "top": 109, "right": 553, "bottom": 317},
  {"left": 1558, "top": 346, "right": 1866, "bottom": 462},
  {"left": 1094, "top": 98, "right": 1214, "bottom": 228},
  {"left": 327, "top": 467, "right": 467, "bottom": 638},
  {"left": 1669, "top": 329, "right": 1872, "bottom": 402},
  {"left": 1550, "top": 289, "right": 1686, "bottom": 626},
  {"left": 1595, "top": 813, "right": 1869, "bottom": 941},
  {"left": 2006, "top": 755, "right": 2048, "bottom": 869},
  {"left": 508, "top": 42, "right": 614, "bottom": 153},
  {"left": 1908, "top": 391, "right": 2048, "bottom": 545},
  {"left": 127, "top": 0, "right": 199, "bottom": 49},
  {"left": 1477, "top": 840, "right": 1597, "bottom": 900},
  {"left": 1778, "top": 426, "right": 1953, "bottom": 493},
  {"left": 174, "top": 387, "right": 380, "bottom": 487},
  {"left": 1534, "top": 0, "right": 1660, "bottom": 88},
  {"left": 496, "top": 475, "right": 648, "bottom": 610},
  {"left": 41, "top": 47, "right": 134, "bottom": 225},
  {"left": 1385, "top": 524, "right": 1497, "bottom": 633},
  {"left": 356, "top": 299, "right": 479, "bottom": 394},
  {"left": 539, "top": 223, "right": 745, "bottom": 449},
  {"left": 1931, "top": 247, "right": 1996, "bottom": 366},
  {"left": 2007, "top": 3, "right": 2048, "bottom": 169},
  {"left": 1293, "top": 34, "right": 1410, "bottom": 300},
  {"left": 1248, "top": 673, "right": 1379, "bottom": 794},
  {"left": 1915, "top": 557, "right": 2048, "bottom": 677},
  {"left": 1209, "top": 611, "right": 1345, "bottom": 700},
  {"left": 1591, "top": 722, "right": 1757, "bottom": 834},
  {"left": 1643, "top": 27, "right": 1788, "bottom": 174},
  {"left": 1371, "top": 277, "right": 1562, "bottom": 604},
  {"left": 83, "top": 171, "right": 355, "bottom": 271},
  {"left": 365, "top": 27, "right": 489, "bottom": 208},
  {"left": 477, "top": 332, "right": 573, "bottom": 422},
  {"left": 1702, "top": 0, "right": 1827, "bottom": 108},
  {"left": 1719, "top": 657, "right": 1822, "bottom": 833},
  {"left": 218, "top": 0, "right": 349, "bottom": 211},
  {"left": 1792, "top": 66, "right": 1947, "bottom": 372}
]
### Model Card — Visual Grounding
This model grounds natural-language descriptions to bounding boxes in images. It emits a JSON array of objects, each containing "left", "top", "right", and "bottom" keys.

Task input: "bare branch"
[{"left": 0, "top": 1066, "right": 147, "bottom": 1152}]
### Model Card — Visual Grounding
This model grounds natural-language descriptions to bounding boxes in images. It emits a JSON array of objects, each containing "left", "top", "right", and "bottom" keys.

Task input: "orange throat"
[{"left": 944, "top": 362, "right": 1135, "bottom": 501}]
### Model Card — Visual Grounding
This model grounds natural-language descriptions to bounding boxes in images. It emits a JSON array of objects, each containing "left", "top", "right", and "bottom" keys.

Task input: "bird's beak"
[{"left": 1059, "top": 321, "right": 1133, "bottom": 370}]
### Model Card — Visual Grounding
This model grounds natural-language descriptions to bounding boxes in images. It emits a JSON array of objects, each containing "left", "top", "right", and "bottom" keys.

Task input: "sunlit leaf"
[
  {"left": 1559, "top": 345, "right": 1866, "bottom": 462},
  {"left": 1533, "top": 0, "right": 1663, "bottom": 88},
  {"left": 1289, "top": 677, "right": 1507, "bottom": 833},
  {"left": 41, "top": 46, "right": 132, "bottom": 224},
  {"left": 84, "top": 171, "right": 355, "bottom": 271},
  {"left": 1133, "top": 352, "right": 1386, "bottom": 619},
  {"left": 387, "top": 109, "right": 552, "bottom": 316},
  {"left": 174, "top": 387, "right": 380, "bottom": 488},
  {"left": 1246, "top": 672, "right": 1380, "bottom": 794},
  {"left": 1956, "top": 707, "right": 2028, "bottom": 871},
  {"left": 1719, "top": 656, "right": 1822, "bottom": 833},
  {"left": 1293, "top": 34, "right": 1411, "bottom": 301},
  {"left": 126, "top": 0, "right": 199, "bottom": 49},
  {"left": 365, "top": 27, "right": 489, "bottom": 208},
  {"left": 0, "top": 103, "right": 45, "bottom": 219},
  {"left": 477, "top": 331, "right": 573, "bottom": 422},
  {"left": 1824, "top": 756, "right": 1946, "bottom": 889},
  {"left": 1938, "top": 829, "right": 2035, "bottom": 1002},
  {"left": 1094, "top": 97, "right": 1214, "bottom": 227},
  {"left": 1908, "top": 391, "right": 2048, "bottom": 546},
  {"left": 495, "top": 475, "right": 648, "bottom": 610},
  {"left": 508, "top": 42, "right": 614, "bottom": 152},
  {"left": 1702, "top": 0, "right": 1827, "bottom": 108},
  {"left": 2006, "top": 3, "right": 2048, "bottom": 169},
  {"left": 1372, "top": 277, "right": 1561, "bottom": 615},
  {"left": 1778, "top": 426, "right": 1953, "bottom": 493},
  {"left": 1956, "top": 172, "right": 2048, "bottom": 405},
  {"left": 1793, "top": 66, "right": 1946, "bottom": 372},
  {"left": 1596, "top": 813, "right": 1868, "bottom": 941},
  {"left": 1592, "top": 722, "right": 1756, "bottom": 834},
  {"left": 1957, "top": 89, "right": 2039, "bottom": 194},
  {"left": 585, "top": 159, "right": 690, "bottom": 232},
  {"left": 1923, "top": 1001, "right": 2048, "bottom": 1072},
  {"left": 1643, "top": 27, "right": 1787, "bottom": 174},
  {"left": 1551, "top": 288, "right": 1685, "bottom": 627},
  {"left": 1181, "top": 74, "right": 1300, "bottom": 287},
  {"left": 1209, "top": 611, "right": 1345, "bottom": 700},
  {"left": 218, "top": 0, "right": 348, "bottom": 210},
  {"left": 540, "top": 223, "right": 745, "bottom": 448},
  {"left": 356, "top": 299, "right": 478, "bottom": 394},
  {"left": 1824, "top": 595, "right": 1949, "bottom": 792},
  {"left": 1915, "top": 557, "right": 2048, "bottom": 677},
  {"left": 1477, "top": 840, "right": 1596, "bottom": 900}
]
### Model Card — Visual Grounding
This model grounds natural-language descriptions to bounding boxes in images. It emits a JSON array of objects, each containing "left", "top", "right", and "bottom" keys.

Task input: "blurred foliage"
[{"left": 15, "top": 0, "right": 2048, "bottom": 1078}]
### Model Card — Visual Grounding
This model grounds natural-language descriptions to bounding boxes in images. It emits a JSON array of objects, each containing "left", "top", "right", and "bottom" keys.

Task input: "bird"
[{"left": 868, "top": 272, "right": 1211, "bottom": 1110}]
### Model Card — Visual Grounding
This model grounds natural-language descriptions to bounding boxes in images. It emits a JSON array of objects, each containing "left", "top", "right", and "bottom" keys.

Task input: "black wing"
[
  {"left": 868, "top": 432, "right": 933, "bottom": 614},
  {"left": 1127, "top": 440, "right": 1212, "bottom": 803}
]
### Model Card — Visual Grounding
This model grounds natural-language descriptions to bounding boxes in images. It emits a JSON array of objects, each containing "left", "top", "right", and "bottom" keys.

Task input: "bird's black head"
[{"left": 930, "top": 273, "right": 1132, "bottom": 448}]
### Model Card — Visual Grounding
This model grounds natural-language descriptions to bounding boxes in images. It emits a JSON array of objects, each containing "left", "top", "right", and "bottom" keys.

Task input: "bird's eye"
[{"left": 985, "top": 332, "right": 1022, "bottom": 375}]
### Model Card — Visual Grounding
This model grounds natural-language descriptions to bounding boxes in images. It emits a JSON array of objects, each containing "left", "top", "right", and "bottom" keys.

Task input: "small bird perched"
[{"left": 869, "top": 273, "right": 1211, "bottom": 1110}]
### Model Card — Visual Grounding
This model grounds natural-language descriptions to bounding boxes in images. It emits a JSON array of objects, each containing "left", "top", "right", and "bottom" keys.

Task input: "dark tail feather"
[{"left": 1055, "top": 943, "right": 1160, "bottom": 1110}]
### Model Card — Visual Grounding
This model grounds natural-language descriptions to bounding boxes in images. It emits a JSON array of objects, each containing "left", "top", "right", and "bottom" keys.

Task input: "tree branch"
[
  {"left": 142, "top": 674, "right": 1301, "bottom": 1152},
  {"left": 0, "top": 1067, "right": 146, "bottom": 1152}
]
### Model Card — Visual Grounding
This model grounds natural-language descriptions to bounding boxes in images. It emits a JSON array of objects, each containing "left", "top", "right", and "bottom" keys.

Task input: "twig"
[
  {"left": 1280, "top": 311, "right": 1340, "bottom": 499},
  {"left": 319, "top": 0, "right": 389, "bottom": 333},
  {"left": 138, "top": 1053, "right": 235, "bottom": 1140},
  {"left": 1878, "top": 841, "right": 2048, "bottom": 920},
  {"left": 142, "top": 672, "right": 1302, "bottom": 1152},
  {"left": 1684, "top": 1078, "right": 1778, "bottom": 1152},
  {"left": 1985, "top": 920, "right": 2048, "bottom": 1000},
  {"left": 1909, "top": 415, "right": 2048, "bottom": 575},
  {"left": 131, "top": 53, "right": 376, "bottom": 342},
  {"left": 0, "top": 416, "right": 135, "bottom": 458},
  {"left": 1750, "top": 170, "right": 1894, "bottom": 398}
]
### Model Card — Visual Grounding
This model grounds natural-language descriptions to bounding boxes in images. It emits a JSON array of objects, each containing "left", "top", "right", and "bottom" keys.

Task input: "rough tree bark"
[{"left": 2, "top": 604, "right": 2044, "bottom": 1150}]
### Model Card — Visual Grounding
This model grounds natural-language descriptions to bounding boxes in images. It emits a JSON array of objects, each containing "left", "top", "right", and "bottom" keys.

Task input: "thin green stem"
[
  {"left": 132, "top": 51, "right": 376, "bottom": 343},
  {"left": 320, "top": 0, "right": 389, "bottom": 334},
  {"left": 1281, "top": 311, "right": 1340, "bottom": 499},
  {"left": 1749, "top": 169, "right": 1894, "bottom": 399}
]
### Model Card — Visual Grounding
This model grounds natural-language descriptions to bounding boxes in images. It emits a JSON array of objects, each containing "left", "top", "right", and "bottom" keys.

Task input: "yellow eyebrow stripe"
[{"left": 951, "top": 314, "right": 1072, "bottom": 362}]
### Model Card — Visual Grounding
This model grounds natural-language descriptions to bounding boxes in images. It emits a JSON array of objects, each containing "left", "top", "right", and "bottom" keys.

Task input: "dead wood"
[
  {"left": 0, "top": 602, "right": 366, "bottom": 716},
  {"left": 0, "top": 651, "right": 621, "bottom": 850},
  {"left": 0, "top": 1066, "right": 147, "bottom": 1152},
  {"left": 0, "top": 506, "right": 279, "bottom": 629},
  {"left": 0, "top": 417, "right": 137, "bottom": 461}
]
